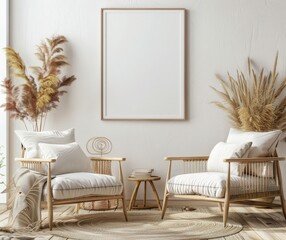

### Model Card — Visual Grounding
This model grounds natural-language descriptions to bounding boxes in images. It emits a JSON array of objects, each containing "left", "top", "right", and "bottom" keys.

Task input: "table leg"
[
  {"left": 128, "top": 181, "right": 141, "bottom": 210},
  {"left": 132, "top": 182, "right": 140, "bottom": 208},
  {"left": 149, "top": 180, "right": 162, "bottom": 210},
  {"left": 144, "top": 181, "right": 147, "bottom": 207}
]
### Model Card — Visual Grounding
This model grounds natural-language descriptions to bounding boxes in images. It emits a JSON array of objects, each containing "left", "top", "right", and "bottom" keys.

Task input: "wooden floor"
[{"left": 0, "top": 201, "right": 286, "bottom": 240}]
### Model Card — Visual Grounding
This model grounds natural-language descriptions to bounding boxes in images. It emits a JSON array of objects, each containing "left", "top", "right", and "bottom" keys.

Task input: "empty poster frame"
[{"left": 101, "top": 8, "right": 186, "bottom": 120}]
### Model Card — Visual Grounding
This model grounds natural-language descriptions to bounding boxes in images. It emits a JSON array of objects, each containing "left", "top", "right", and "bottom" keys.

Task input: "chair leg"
[
  {"left": 161, "top": 194, "right": 169, "bottom": 219},
  {"left": 121, "top": 197, "right": 128, "bottom": 222},
  {"left": 48, "top": 201, "right": 53, "bottom": 230},
  {"left": 277, "top": 161, "right": 286, "bottom": 220},
  {"left": 47, "top": 163, "right": 53, "bottom": 230},
  {"left": 223, "top": 199, "right": 230, "bottom": 227},
  {"left": 162, "top": 160, "right": 172, "bottom": 220},
  {"left": 280, "top": 193, "right": 286, "bottom": 219},
  {"left": 218, "top": 202, "right": 223, "bottom": 212}
]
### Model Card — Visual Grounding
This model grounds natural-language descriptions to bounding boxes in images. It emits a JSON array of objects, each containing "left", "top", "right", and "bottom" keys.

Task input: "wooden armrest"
[
  {"left": 224, "top": 157, "right": 285, "bottom": 163},
  {"left": 89, "top": 157, "right": 126, "bottom": 161},
  {"left": 164, "top": 156, "right": 209, "bottom": 161},
  {"left": 16, "top": 158, "right": 56, "bottom": 163}
]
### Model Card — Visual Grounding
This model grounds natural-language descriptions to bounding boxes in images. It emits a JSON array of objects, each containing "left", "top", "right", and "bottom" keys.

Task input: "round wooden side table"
[{"left": 128, "top": 176, "right": 162, "bottom": 210}]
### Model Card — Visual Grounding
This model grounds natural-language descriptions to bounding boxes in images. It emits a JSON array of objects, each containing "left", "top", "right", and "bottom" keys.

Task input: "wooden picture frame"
[{"left": 101, "top": 8, "right": 186, "bottom": 120}]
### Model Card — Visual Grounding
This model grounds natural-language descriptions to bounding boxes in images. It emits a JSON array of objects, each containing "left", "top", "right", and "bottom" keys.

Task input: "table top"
[{"left": 128, "top": 176, "right": 161, "bottom": 181}]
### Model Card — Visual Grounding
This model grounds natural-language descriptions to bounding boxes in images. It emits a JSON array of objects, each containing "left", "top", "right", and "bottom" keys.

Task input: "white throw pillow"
[
  {"left": 39, "top": 142, "right": 92, "bottom": 175},
  {"left": 207, "top": 141, "right": 252, "bottom": 176},
  {"left": 15, "top": 128, "right": 75, "bottom": 158},
  {"left": 226, "top": 128, "right": 282, "bottom": 157},
  {"left": 226, "top": 128, "right": 282, "bottom": 177}
]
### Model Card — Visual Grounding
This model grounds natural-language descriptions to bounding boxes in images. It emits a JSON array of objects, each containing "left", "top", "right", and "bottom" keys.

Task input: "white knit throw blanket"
[{"left": 7, "top": 168, "right": 47, "bottom": 231}]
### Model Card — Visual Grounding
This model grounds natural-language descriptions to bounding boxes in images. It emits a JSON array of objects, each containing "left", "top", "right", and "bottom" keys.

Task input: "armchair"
[
  {"left": 12, "top": 129, "right": 127, "bottom": 230},
  {"left": 161, "top": 155, "right": 286, "bottom": 226},
  {"left": 16, "top": 155, "right": 127, "bottom": 230}
]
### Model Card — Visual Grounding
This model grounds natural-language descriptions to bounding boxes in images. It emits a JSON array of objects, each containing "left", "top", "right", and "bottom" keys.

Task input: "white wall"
[
  {"left": 0, "top": 0, "right": 8, "bottom": 203},
  {"left": 9, "top": 0, "right": 286, "bottom": 199}
]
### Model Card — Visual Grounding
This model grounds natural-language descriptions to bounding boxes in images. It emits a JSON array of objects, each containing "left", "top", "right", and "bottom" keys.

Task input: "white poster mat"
[{"left": 102, "top": 9, "right": 185, "bottom": 120}]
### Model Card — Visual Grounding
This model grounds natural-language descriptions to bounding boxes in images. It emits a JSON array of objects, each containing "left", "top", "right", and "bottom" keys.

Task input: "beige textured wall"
[
  {"left": 0, "top": 0, "right": 8, "bottom": 203},
  {"left": 9, "top": 0, "right": 286, "bottom": 200}
]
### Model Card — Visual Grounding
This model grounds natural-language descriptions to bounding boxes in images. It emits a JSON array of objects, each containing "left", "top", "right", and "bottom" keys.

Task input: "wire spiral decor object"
[{"left": 86, "top": 137, "right": 112, "bottom": 156}]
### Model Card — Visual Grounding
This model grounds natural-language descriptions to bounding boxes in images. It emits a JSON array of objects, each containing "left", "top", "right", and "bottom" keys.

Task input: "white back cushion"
[
  {"left": 15, "top": 128, "right": 75, "bottom": 158},
  {"left": 207, "top": 141, "right": 252, "bottom": 176},
  {"left": 39, "top": 142, "right": 92, "bottom": 175},
  {"left": 226, "top": 128, "right": 282, "bottom": 157},
  {"left": 227, "top": 128, "right": 282, "bottom": 177}
]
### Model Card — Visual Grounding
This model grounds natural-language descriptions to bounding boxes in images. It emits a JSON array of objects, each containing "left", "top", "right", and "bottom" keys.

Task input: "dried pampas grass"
[
  {"left": 211, "top": 53, "right": 286, "bottom": 132},
  {"left": 1, "top": 35, "right": 76, "bottom": 131}
]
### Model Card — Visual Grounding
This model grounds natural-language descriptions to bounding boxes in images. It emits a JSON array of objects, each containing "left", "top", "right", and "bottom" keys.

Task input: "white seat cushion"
[
  {"left": 43, "top": 172, "right": 123, "bottom": 200},
  {"left": 167, "top": 172, "right": 278, "bottom": 198}
]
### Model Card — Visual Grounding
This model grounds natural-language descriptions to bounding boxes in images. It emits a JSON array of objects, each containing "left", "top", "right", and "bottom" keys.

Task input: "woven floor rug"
[
  {"left": 0, "top": 209, "right": 243, "bottom": 240},
  {"left": 50, "top": 210, "right": 243, "bottom": 240}
]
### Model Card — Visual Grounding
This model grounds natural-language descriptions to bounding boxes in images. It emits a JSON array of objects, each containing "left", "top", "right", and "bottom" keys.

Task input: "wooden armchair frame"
[
  {"left": 16, "top": 156, "right": 128, "bottom": 230},
  {"left": 161, "top": 156, "right": 286, "bottom": 227}
]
